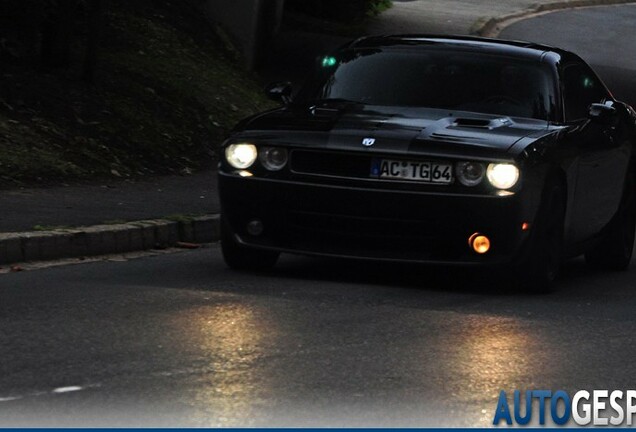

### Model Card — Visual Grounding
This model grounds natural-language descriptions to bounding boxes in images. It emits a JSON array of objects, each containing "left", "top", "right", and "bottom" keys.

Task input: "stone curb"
[
  {"left": 0, "top": 214, "right": 220, "bottom": 265},
  {"left": 472, "top": 0, "right": 636, "bottom": 37}
]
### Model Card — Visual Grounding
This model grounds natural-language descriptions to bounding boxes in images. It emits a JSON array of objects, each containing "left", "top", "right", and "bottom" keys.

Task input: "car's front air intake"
[{"left": 452, "top": 117, "right": 512, "bottom": 129}]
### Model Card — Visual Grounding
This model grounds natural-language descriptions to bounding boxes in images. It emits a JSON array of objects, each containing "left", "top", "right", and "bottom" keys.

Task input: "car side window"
[{"left": 563, "top": 64, "right": 608, "bottom": 122}]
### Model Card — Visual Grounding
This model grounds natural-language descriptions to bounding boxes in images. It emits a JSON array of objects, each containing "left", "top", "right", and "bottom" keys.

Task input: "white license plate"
[{"left": 371, "top": 158, "right": 453, "bottom": 184}]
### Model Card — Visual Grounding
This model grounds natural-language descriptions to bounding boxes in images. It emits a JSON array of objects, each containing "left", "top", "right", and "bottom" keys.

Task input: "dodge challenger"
[{"left": 218, "top": 35, "right": 636, "bottom": 292}]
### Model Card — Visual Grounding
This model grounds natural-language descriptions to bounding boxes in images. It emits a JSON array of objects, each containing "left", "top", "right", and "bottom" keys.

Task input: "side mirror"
[
  {"left": 588, "top": 102, "right": 617, "bottom": 126},
  {"left": 265, "top": 81, "right": 293, "bottom": 105}
]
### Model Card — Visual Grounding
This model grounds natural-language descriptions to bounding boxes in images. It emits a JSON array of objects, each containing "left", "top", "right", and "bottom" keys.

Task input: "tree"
[
  {"left": 284, "top": 0, "right": 388, "bottom": 22},
  {"left": 41, "top": 0, "right": 74, "bottom": 68},
  {"left": 82, "top": 0, "right": 105, "bottom": 83},
  {"left": 0, "top": 0, "right": 106, "bottom": 82}
]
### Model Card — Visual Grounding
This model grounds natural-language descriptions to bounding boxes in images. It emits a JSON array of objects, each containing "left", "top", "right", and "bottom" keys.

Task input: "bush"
[
  {"left": 285, "top": 0, "right": 391, "bottom": 22},
  {"left": 0, "top": 0, "right": 274, "bottom": 184}
]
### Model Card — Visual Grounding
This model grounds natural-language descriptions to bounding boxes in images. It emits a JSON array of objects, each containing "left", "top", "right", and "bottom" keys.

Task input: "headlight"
[
  {"left": 259, "top": 146, "right": 288, "bottom": 171},
  {"left": 487, "top": 163, "right": 520, "bottom": 189},
  {"left": 225, "top": 143, "right": 257, "bottom": 169},
  {"left": 456, "top": 161, "right": 485, "bottom": 187}
]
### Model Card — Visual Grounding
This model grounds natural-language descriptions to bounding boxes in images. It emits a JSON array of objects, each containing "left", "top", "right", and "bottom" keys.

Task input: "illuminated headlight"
[
  {"left": 487, "top": 163, "right": 520, "bottom": 190},
  {"left": 225, "top": 143, "right": 257, "bottom": 169},
  {"left": 259, "top": 146, "right": 288, "bottom": 171},
  {"left": 456, "top": 161, "right": 485, "bottom": 187}
]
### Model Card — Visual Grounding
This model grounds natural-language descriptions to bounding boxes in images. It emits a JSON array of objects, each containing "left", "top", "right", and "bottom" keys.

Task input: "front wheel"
[
  {"left": 221, "top": 217, "right": 280, "bottom": 271},
  {"left": 585, "top": 174, "right": 636, "bottom": 271}
]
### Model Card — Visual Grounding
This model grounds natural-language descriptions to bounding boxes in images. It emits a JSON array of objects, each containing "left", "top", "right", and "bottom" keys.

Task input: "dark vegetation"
[
  {"left": 283, "top": 0, "right": 392, "bottom": 36},
  {"left": 285, "top": 0, "right": 392, "bottom": 22},
  {"left": 0, "top": 0, "right": 272, "bottom": 186}
]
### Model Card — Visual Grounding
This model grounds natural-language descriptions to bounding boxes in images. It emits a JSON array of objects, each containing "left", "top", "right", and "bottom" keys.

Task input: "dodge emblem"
[{"left": 362, "top": 138, "right": 375, "bottom": 147}]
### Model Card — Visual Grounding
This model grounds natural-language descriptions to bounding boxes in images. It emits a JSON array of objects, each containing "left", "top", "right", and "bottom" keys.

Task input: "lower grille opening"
[{"left": 284, "top": 210, "right": 464, "bottom": 260}]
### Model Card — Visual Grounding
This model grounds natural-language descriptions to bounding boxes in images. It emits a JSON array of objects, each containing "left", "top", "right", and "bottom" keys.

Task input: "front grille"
[
  {"left": 290, "top": 150, "right": 372, "bottom": 179},
  {"left": 289, "top": 210, "right": 437, "bottom": 239},
  {"left": 290, "top": 149, "right": 457, "bottom": 189},
  {"left": 283, "top": 210, "right": 464, "bottom": 260}
]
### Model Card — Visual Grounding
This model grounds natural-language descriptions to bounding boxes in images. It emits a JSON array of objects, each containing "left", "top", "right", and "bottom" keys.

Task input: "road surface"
[
  {"left": 1, "top": 246, "right": 635, "bottom": 427},
  {"left": 500, "top": 4, "right": 636, "bottom": 108}
]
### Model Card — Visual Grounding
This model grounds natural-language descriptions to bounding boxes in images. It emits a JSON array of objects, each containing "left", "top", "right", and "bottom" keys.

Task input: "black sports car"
[{"left": 218, "top": 35, "right": 636, "bottom": 292}]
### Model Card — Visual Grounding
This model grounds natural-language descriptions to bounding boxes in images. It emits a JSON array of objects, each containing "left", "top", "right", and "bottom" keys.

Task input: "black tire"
[
  {"left": 221, "top": 217, "right": 280, "bottom": 271},
  {"left": 514, "top": 181, "right": 566, "bottom": 294},
  {"left": 585, "top": 174, "right": 636, "bottom": 271}
]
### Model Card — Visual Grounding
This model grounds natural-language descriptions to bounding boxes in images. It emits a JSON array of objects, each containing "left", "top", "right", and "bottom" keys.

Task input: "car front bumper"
[{"left": 219, "top": 172, "right": 543, "bottom": 265}]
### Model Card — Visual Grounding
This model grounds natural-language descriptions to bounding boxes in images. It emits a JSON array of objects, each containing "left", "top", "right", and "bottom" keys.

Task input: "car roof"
[{"left": 348, "top": 35, "right": 572, "bottom": 62}]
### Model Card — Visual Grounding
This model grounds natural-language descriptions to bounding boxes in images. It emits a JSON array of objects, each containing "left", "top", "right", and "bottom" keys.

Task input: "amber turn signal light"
[{"left": 468, "top": 233, "right": 491, "bottom": 254}]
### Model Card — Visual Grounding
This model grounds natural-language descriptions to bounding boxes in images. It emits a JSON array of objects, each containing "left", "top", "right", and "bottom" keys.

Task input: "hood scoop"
[
  {"left": 452, "top": 117, "right": 513, "bottom": 130},
  {"left": 418, "top": 115, "right": 526, "bottom": 150},
  {"left": 310, "top": 106, "right": 340, "bottom": 117}
]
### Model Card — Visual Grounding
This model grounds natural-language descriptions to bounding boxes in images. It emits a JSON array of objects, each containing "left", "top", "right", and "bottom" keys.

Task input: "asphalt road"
[
  {"left": 1, "top": 246, "right": 636, "bottom": 427},
  {"left": 500, "top": 4, "right": 636, "bottom": 108},
  {"left": 0, "top": 170, "right": 219, "bottom": 233},
  {"left": 3, "top": 4, "right": 636, "bottom": 429}
]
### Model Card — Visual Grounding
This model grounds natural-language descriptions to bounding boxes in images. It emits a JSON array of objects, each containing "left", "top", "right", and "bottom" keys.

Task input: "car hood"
[{"left": 236, "top": 105, "right": 554, "bottom": 159}]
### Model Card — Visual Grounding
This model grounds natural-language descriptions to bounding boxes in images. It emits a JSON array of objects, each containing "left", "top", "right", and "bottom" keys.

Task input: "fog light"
[
  {"left": 246, "top": 220, "right": 264, "bottom": 236},
  {"left": 468, "top": 232, "right": 491, "bottom": 254}
]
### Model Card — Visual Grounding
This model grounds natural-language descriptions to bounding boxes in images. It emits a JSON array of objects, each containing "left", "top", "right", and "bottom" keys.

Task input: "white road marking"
[
  {"left": 52, "top": 386, "right": 84, "bottom": 394},
  {"left": 0, "top": 396, "right": 22, "bottom": 402},
  {"left": 0, "top": 383, "right": 101, "bottom": 402}
]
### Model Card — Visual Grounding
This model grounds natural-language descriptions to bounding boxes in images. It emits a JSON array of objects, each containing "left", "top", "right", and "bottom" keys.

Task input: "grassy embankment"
[{"left": 0, "top": 2, "right": 273, "bottom": 186}]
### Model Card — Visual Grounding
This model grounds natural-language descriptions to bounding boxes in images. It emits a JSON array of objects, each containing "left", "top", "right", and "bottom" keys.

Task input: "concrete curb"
[
  {"left": 472, "top": 0, "right": 636, "bottom": 37},
  {"left": 0, "top": 214, "right": 220, "bottom": 265}
]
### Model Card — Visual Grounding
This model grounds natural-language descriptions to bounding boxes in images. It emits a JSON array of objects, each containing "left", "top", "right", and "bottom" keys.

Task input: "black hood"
[{"left": 235, "top": 104, "right": 554, "bottom": 159}]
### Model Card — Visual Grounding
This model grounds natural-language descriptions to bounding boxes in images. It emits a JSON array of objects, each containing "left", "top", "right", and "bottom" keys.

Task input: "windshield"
[{"left": 300, "top": 48, "right": 558, "bottom": 121}]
